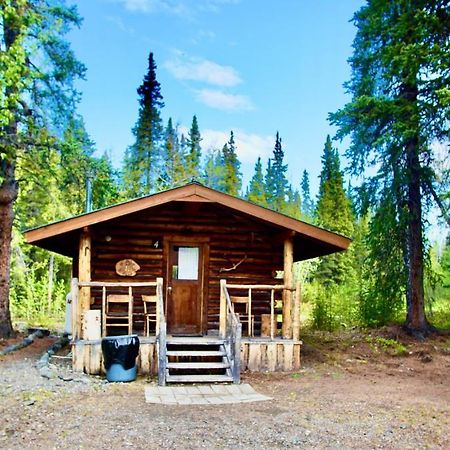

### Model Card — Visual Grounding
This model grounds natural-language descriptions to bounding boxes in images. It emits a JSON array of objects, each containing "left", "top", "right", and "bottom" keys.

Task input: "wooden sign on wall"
[{"left": 116, "top": 259, "right": 140, "bottom": 277}]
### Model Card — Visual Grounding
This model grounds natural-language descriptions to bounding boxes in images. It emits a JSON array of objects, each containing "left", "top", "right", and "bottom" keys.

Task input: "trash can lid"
[{"left": 102, "top": 334, "right": 139, "bottom": 341}]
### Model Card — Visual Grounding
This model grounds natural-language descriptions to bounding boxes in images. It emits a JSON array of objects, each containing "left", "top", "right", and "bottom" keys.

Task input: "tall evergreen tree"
[
  {"left": 221, "top": 131, "right": 242, "bottom": 196},
  {"left": 315, "top": 135, "right": 355, "bottom": 286},
  {"left": 159, "top": 118, "right": 186, "bottom": 190},
  {"left": 123, "top": 52, "right": 164, "bottom": 198},
  {"left": 0, "top": 0, "right": 85, "bottom": 337},
  {"left": 265, "top": 132, "right": 288, "bottom": 212},
  {"left": 284, "top": 187, "right": 302, "bottom": 219},
  {"left": 185, "top": 115, "right": 202, "bottom": 181},
  {"left": 246, "top": 157, "right": 267, "bottom": 206},
  {"left": 203, "top": 149, "right": 225, "bottom": 191},
  {"left": 301, "top": 170, "right": 315, "bottom": 220},
  {"left": 329, "top": 0, "right": 450, "bottom": 335}
]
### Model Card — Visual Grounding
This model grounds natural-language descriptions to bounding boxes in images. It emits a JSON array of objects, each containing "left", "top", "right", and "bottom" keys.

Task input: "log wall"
[{"left": 88, "top": 202, "right": 284, "bottom": 333}]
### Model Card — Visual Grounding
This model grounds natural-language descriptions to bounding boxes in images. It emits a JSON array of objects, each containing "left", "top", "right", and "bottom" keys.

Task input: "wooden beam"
[
  {"left": 292, "top": 281, "right": 301, "bottom": 341},
  {"left": 219, "top": 279, "right": 227, "bottom": 338},
  {"left": 282, "top": 236, "right": 294, "bottom": 339},
  {"left": 78, "top": 228, "right": 91, "bottom": 338}
]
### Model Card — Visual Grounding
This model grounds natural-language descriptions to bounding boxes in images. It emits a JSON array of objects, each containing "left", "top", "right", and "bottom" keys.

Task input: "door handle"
[{"left": 167, "top": 286, "right": 172, "bottom": 293}]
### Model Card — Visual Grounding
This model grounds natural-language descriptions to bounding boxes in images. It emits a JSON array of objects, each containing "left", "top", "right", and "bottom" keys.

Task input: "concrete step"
[
  {"left": 167, "top": 361, "right": 230, "bottom": 369},
  {"left": 166, "top": 374, "right": 233, "bottom": 384}
]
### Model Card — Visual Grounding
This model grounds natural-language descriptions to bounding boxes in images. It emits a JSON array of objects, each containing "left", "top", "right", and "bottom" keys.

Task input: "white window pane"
[{"left": 178, "top": 247, "right": 199, "bottom": 280}]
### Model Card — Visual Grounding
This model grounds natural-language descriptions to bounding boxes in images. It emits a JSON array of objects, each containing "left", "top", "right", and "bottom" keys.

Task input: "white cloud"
[
  {"left": 201, "top": 129, "right": 273, "bottom": 163},
  {"left": 164, "top": 55, "right": 241, "bottom": 87},
  {"left": 120, "top": 0, "right": 154, "bottom": 12},
  {"left": 106, "top": 16, "right": 134, "bottom": 33},
  {"left": 195, "top": 89, "right": 253, "bottom": 112},
  {"left": 117, "top": 0, "right": 238, "bottom": 14},
  {"left": 118, "top": 0, "right": 188, "bottom": 15}
]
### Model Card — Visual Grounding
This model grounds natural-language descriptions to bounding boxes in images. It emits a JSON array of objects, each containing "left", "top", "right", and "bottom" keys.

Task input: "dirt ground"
[{"left": 0, "top": 328, "right": 449, "bottom": 449}]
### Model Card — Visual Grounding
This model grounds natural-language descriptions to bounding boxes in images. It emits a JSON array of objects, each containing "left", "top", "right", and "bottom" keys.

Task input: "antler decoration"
[{"left": 219, "top": 254, "right": 248, "bottom": 273}]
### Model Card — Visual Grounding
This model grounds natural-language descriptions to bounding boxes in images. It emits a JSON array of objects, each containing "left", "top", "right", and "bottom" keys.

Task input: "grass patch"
[{"left": 366, "top": 336, "right": 408, "bottom": 356}]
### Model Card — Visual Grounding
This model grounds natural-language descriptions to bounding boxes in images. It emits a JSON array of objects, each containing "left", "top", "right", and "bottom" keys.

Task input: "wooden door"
[{"left": 166, "top": 242, "right": 204, "bottom": 335}]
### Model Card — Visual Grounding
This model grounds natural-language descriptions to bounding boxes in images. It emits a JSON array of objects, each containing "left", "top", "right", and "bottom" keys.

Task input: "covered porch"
[{"left": 24, "top": 183, "right": 350, "bottom": 383}]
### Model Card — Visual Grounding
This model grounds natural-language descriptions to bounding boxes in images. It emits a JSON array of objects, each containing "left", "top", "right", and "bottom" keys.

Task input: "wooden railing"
[
  {"left": 219, "top": 281, "right": 301, "bottom": 340},
  {"left": 155, "top": 277, "right": 167, "bottom": 386},
  {"left": 77, "top": 280, "right": 161, "bottom": 339},
  {"left": 220, "top": 280, "right": 242, "bottom": 384}
]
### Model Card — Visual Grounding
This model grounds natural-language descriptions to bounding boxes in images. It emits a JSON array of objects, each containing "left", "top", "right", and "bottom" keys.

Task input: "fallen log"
[{"left": 0, "top": 329, "right": 47, "bottom": 357}]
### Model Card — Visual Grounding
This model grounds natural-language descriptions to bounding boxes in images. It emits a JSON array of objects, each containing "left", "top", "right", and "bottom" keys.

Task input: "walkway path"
[{"left": 144, "top": 383, "right": 271, "bottom": 405}]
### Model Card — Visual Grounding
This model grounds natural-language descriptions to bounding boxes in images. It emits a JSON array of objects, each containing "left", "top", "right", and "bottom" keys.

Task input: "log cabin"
[{"left": 24, "top": 182, "right": 351, "bottom": 384}]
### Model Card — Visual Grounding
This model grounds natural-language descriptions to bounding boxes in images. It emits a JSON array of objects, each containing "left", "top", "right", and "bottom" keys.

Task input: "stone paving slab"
[{"left": 145, "top": 383, "right": 271, "bottom": 405}]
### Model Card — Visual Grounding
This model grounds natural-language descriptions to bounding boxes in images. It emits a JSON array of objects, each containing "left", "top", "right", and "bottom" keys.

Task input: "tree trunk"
[
  {"left": 0, "top": 6, "right": 22, "bottom": 338},
  {"left": 0, "top": 159, "right": 18, "bottom": 338},
  {"left": 402, "top": 82, "right": 430, "bottom": 337}
]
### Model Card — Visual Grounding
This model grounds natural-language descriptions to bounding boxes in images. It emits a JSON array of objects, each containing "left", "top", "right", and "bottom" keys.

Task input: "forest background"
[{"left": 1, "top": 0, "right": 449, "bottom": 337}]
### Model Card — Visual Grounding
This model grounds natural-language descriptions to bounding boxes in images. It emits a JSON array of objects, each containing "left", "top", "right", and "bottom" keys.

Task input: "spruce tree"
[
  {"left": 221, "top": 131, "right": 242, "bottom": 196},
  {"left": 159, "top": 118, "right": 186, "bottom": 190},
  {"left": 265, "top": 132, "right": 288, "bottom": 212},
  {"left": 203, "top": 149, "right": 225, "bottom": 191},
  {"left": 123, "top": 52, "right": 164, "bottom": 198},
  {"left": 315, "top": 135, "right": 355, "bottom": 286},
  {"left": 246, "top": 157, "right": 266, "bottom": 206},
  {"left": 329, "top": 0, "right": 450, "bottom": 335},
  {"left": 284, "top": 187, "right": 302, "bottom": 219},
  {"left": 301, "top": 170, "right": 315, "bottom": 220},
  {"left": 186, "top": 115, "right": 202, "bottom": 181}
]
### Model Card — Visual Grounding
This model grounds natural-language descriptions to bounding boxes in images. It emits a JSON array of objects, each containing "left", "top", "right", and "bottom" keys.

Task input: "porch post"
[
  {"left": 219, "top": 279, "right": 227, "bottom": 338},
  {"left": 78, "top": 227, "right": 91, "bottom": 339},
  {"left": 292, "top": 281, "right": 301, "bottom": 341},
  {"left": 282, "top": 235, "right": 294, "bottom": 339}
]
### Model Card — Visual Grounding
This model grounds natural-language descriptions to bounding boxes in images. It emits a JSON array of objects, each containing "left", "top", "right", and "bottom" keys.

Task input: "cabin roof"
[{"left": 24, "top": 182, "right": 351, "bottom": 261}]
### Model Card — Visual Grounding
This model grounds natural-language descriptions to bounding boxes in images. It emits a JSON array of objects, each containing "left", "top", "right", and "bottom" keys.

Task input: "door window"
[{"left": 173, "top": 246, "right": 199, "bottom": 280}]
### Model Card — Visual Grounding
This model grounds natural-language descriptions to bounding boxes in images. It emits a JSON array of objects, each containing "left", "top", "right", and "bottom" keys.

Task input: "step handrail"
[
  {"left": 220, "top": 280, "right": 242, "bottom": 384},
  {"left": 155, "top": 277, "right": 167, "bottom": 386}
]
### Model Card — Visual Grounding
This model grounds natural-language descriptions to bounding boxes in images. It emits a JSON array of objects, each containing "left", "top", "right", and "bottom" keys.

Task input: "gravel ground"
[{"left": 0, "top": 332, "right": 449, "bottom": 449}]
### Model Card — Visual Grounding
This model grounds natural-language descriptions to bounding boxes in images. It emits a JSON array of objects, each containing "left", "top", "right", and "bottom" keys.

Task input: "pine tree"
[
  {"left": 264, "top": 159, "right": 275, "bottom": 207},
  {"left": 246, "top": 157, "right": 267, "bottom": 206},
  {"left": 221, "top": 131, "right": 242, "bottom": 196},
  {"left": 159, "top": 118, "right": 186, "bottom": 190},
  {"left": 301, "top": 170, "right": 315, "bottom": 220},
  {"left": 265, "top": 132, "right": 288, "bottom": 212},
  {"left": 203, "top": 149, "right": 225, "bottom": 190},
  {"left": 123, "top": 52, "right": 164, "bottom": 198},
  {"left": 329, "top": 0, "right": 450, "bottom": 335},
  {"left": 186, "top": 115, "right": 202, "bottom": 181},
  {"left": 315, "top": 135, "right": 355, "bottom": 286},
  {"left": 284, "top": 187, "right": 301, "bottom": 219}
]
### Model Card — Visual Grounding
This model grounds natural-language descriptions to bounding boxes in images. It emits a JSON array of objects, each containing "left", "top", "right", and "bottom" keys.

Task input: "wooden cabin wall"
[{"left": 89, "top": 202, "right": 284, "bottom": 333}]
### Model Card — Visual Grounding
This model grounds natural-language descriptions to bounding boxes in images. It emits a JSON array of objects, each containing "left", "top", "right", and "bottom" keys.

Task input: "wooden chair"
[
  {"left": 142, "top": 294, "right": 158, "bottom": 336},
  {"left": 102, "top": 292, "right": 133, "bottom": 336},
  {"left": 230, "top": 295, "right": 254, "bottom": 337}
]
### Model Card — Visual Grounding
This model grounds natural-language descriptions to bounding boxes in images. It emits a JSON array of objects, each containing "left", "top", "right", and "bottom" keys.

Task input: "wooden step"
[
  {"left": 167, "top": 339, "right": 225, "bottom": 346},
  {"left": 166, "top": 374, "right": 233, "bottom": 383},
  {"left": 167, "top": 350, "right": 226, "bottom": 357},
  {"left": 167, "top": 362, "right": 230, "bottom": 369}
]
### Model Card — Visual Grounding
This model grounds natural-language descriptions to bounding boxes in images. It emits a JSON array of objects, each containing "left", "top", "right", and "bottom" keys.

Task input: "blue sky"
[{"left": 69, "top": 0, "right": 364, "bottom": 194}]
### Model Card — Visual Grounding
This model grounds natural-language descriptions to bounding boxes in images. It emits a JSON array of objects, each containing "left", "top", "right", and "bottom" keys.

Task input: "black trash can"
[{"left": 101, "top": 335, "right": 140, "bottom": 382}]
